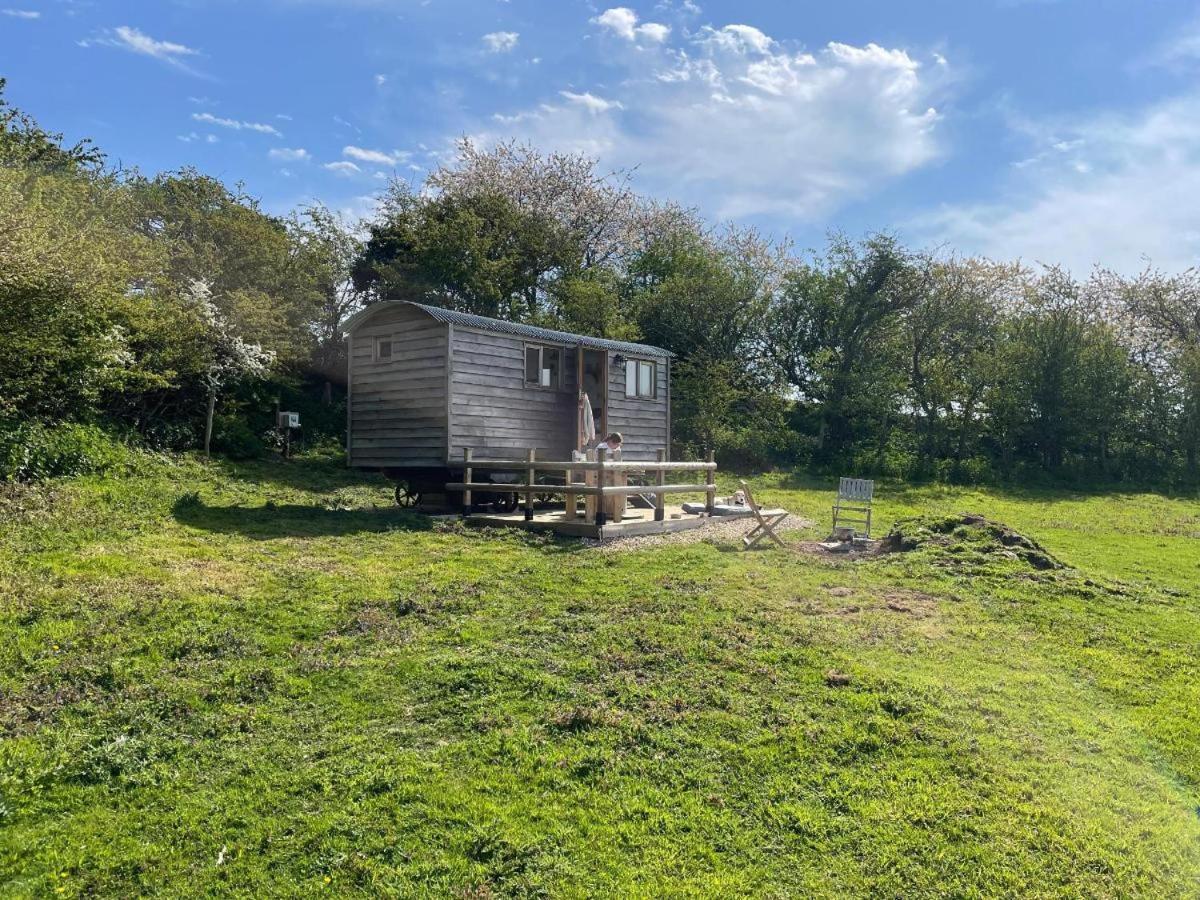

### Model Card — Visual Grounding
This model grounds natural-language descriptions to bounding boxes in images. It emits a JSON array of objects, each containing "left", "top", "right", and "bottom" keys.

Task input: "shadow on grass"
[{"left": 173, "top": 494, "right": 432, "bottom": 539}]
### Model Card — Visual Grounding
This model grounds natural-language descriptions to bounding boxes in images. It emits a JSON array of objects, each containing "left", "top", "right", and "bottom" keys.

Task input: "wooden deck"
[{"left": 464, "top": 504, "right": 707, "bottom": 540}]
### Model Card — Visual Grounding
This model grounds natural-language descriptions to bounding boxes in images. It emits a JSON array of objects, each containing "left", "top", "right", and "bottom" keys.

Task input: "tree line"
[{"left": 3, "top": 82, "right": 1199, "bottom": 484}]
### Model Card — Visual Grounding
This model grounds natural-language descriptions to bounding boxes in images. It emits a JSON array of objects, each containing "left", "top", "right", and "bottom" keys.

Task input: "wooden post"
[
  {"left": 525, "top": 448, "right": 536, "bottom": 521},
  {"left": 565, "top": 462, "right": 575, "bottom": 520},
  {"left": 595, "top": 447, "right": 607, "bottom": 527},
  {"left": 654, "top": 449, "right": 666, "bottom": 522},
  {"left": 463, "top": 448, "right": 473, "bottom": 515},
  {"left": 705, "top": 448, "right": 716, "bottom": 515}
]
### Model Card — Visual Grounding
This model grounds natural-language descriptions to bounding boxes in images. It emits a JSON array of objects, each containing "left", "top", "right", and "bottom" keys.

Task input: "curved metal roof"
[{"left": 346, "top": 300, "right": 673, "bottom": 358}]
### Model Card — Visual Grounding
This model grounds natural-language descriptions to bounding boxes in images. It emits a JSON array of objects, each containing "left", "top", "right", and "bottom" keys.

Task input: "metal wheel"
[{"left": 394, "top": 482, "right": 421, "bottom": 508}]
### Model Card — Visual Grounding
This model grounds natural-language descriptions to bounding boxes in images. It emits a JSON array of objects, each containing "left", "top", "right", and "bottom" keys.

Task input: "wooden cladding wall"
[
  {"left": 607, "top": 357, "right": 670, "bottom": 461},
  {"left": 348, "top": 304, "right": 448, "bottom": 468},
  {"left": 448, "top": 326, "right": 578, "bottom": 460}
]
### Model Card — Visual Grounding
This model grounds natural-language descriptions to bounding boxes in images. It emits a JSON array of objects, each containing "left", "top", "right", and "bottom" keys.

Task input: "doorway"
[{"left": 580, "top": 349, "right": 606, "bottom": 448}]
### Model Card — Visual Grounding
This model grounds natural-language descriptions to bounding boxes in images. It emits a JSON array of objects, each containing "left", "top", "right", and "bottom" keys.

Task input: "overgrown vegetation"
[{"left": 1, "top": 456, "right": 1197, "bottom": 895}]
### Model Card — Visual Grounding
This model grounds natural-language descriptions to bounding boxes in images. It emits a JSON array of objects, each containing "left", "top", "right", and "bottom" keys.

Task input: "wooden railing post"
[
  {"left": 655, "top": 448, "right": 666, "bottom": 522},
  {"left": 705, "top": 449, "right": 716, "bottom": 515},
  {"left": 565, "top": 460, "right": 576, "bottom": 520},
  {"left": 595, "top": 447, "right": 607, "bottom": 527},
  {"left": 525, "top": 448, "right": 536, "bottom": 521},
  {"left": 463, "top": 448, "right": 473, "bottom": 515}
]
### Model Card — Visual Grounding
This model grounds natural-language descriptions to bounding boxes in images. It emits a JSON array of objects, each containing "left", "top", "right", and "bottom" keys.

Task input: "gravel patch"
[{"left": 583, "top": 513, "right": 812, "bottom": 552}]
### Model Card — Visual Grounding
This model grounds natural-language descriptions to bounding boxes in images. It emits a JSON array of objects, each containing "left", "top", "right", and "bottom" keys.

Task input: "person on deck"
[{"left": 595, "top": 432, "right": 623, "bottom": 454}]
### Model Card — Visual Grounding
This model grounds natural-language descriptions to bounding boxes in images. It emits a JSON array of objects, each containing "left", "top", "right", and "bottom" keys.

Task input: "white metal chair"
[{"left": 832, "top": 477, "right": 874, "bottom": 538}]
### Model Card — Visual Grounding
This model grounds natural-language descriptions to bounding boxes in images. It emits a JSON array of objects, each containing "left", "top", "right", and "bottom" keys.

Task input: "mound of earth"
[{"left": 879, "top": 514, "right": 1064, "bottom": 571}]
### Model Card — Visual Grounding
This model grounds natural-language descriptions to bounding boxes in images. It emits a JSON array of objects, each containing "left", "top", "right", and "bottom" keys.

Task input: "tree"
[
  {"left": 128, "top": 170, "right": 309, "bottom": 367},
  {"left": 987, "top": 268, "right": 1134, "bottom": 474},
  {"left": 0, "top": 78, "right": 104, "bottom": 174},
  {"left": 0, "top": 167, "right": 150, "bottom": 421},
  {"left": 766, "top": 234, "right": 921, "bottom": 460},
  {"left": 1100, "top": 267, "right": 1200, "bottom": 473},
  {"left": 904, "top": 258, "right": 1013, "bottom": 472},
  {"left": 287, "top": 205, "right": 364, "bottom": 398},
  {"left": 353, "top": 140, "right": 693, "bottom": 335},
  {"left": 353, "top": 184, "right": 561, "bottom": 321},
  {"left": 183, "top": 282, "right": 274, "bottom": 456},
  {"left": 628, "top": 223, "right": 784, "bottom": 360}
]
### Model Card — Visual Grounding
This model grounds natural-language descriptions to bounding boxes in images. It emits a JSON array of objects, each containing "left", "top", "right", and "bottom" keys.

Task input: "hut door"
[{"left": 581, "top": 349, "right": 606, "bottom": 446}]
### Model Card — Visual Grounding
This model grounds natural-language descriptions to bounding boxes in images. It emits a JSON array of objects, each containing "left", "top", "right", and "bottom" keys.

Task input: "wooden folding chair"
[
  {"left": 739, "top": 480, "right": 788, "bottom": 549},
  {"left": 832, "top": 477, "right": 874, "bottom": 538}
]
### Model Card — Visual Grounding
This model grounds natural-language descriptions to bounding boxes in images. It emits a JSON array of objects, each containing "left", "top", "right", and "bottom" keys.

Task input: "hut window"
[
  {"left": 625, "top": 359, "right": 656, "bottom": 400},
  {"left": 376, "top": 338, "right": 393, "bottom": 361},
  {"left": 524, "top": 345, "right": 562, "bottom": 389}
]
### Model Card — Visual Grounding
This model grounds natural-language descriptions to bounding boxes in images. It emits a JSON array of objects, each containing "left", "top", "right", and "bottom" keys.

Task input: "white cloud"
[
  {"left": 477, "top": 26, "right": 948, "bottom": 220},
  {"left": 81, "top": 26, "right": 201, "bottom": 72},
  {"left": 592, "top": 7, "right": 670, "bottom": 44},
  {"left": 324, "top": 161, "right": 362, "bottom": 176},
  {"left": 559, "top": 91, "right": 623, "bottom": 113},
  {"left": 700, "top": 24, "right": 772, "bottom": 55},
  {"left": 375, "top": 73, "right": 388, "bottom": 86},
  {"left": 192, "top": 112, "right": 281, "bottom": 136},
  {"left": 343, "top": 145, "right": 407, "bottom": 166},
  {"left": 177, "top": 132, "right": 219, "bottom": 144},
  {"left": 2, "top": 9, "right": 40, "bottom": 19},
  {"left": 636, "top": 22, "right": 670, "bottom": 44},
  {"left": 268, "top": 147, "right": 310, "bottom": 162},
  {"left": 483, "top": 31, "right": 519, "bottom": 53},
  {"left": 915, "top": 93, "right": 1200, "bottom": 274}
]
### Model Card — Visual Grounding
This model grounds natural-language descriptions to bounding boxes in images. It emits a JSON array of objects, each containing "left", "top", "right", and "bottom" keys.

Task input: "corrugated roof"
[{"left": 347, "top": 301, "right": 673, "bottom": 358}]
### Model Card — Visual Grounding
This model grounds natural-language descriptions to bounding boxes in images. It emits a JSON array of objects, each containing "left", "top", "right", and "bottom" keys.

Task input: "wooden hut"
[{"left": 344, "top": 301, "right": 673, "bottom": 505}]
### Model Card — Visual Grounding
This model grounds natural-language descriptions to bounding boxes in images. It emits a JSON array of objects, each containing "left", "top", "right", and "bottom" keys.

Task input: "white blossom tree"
[{"left": 185, "top": 281, "right": 274, "bottom": 457}]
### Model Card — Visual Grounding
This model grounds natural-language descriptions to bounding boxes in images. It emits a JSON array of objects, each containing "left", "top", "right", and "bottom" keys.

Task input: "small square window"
[{"left": 376, "top": 339, "right": 393, "bottom": 361}]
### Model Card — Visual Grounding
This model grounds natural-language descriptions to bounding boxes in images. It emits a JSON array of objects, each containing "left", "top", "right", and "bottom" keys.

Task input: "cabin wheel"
[{"left": 394, "top": 482, "right": 421, "bottom": 508}]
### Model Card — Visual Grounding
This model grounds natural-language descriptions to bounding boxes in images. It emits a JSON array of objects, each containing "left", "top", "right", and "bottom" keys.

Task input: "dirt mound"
[{"left": 879, "top": 514, "right": 1063, "bottom": 571}]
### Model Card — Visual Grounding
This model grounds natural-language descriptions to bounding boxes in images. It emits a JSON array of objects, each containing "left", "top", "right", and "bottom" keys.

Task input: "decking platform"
[{"left": 464, "top": 504, "right": 707, "bottom": 540}]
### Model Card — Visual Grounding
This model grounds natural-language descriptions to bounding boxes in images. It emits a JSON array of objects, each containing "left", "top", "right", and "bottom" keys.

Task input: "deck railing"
[{"left": 445, "top": 448, "right": 717, "bottom": 526}]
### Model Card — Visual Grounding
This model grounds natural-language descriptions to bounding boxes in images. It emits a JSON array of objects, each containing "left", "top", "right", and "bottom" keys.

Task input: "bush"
[
  {"left": 714, "top": 425, "right": 812, "bottom": 473},
  {"left": 0, "top": 420, "right": 131, "bottom": 481},
  {"left": 211, "top": 415, "right": 266, "bottom": 460}
]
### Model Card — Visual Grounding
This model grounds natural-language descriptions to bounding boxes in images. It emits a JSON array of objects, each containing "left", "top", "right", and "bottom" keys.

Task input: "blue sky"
[{"left": 3, "top": 0, "right": 1200, "bottom": 272}]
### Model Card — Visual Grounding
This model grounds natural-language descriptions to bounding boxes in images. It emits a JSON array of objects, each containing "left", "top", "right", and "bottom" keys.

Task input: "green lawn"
[{"left": 2, "top": 454, "right": 1199, "bottom": 897}]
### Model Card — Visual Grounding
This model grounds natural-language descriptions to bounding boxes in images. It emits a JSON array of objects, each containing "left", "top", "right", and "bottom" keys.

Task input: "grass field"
[{"left": 2, "top": 453, "right": 1199, "bottom": 897}]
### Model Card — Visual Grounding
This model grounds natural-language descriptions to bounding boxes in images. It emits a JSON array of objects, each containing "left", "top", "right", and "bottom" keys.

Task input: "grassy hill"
[{"left": 2, "top": 454, "right": 1199, "bottom": 897}]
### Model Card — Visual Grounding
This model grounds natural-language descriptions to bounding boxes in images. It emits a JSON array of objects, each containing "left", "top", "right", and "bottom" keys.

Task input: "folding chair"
[
  {"left": 832, "top": 477, "right": 874, "bottom": 538},
  {"left": 739, "top": 480, "right": 788, "bottom": 549}
]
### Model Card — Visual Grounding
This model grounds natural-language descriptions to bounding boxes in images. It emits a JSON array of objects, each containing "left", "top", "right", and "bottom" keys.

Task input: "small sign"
[{"left": 278, "top": 411, "right": 300, "bottom": 429}]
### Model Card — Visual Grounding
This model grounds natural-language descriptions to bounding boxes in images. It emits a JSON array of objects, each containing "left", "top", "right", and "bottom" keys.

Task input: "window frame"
[
  {"left": 523, "top": 343, "right": 565, "bottom": 391},
  {"left": 375, "top": 337, "right": 394, "bottom": 362},
  {"left": 625, "top": 357, "right": 657, "bottom": 400}
]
